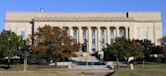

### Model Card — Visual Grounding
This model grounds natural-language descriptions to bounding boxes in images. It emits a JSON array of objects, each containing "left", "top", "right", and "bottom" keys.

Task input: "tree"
[
  {"left": 160, "top": 36, "right": 166, "bottom": 54},
  {"left": 104, "top": 38, "right": 144, "bottom": 68},
  {"left": 0, "top": 30, "right": 25, "bottom": 68},
  {"left": 130, "top": 40, "right": 144, "bottom": 58},
  {"left": 29, "top": 25, "right": 80, "bottom": 64},
  {"left": 140, "top": 40, "right": 154, "bottom": 59},
  {"left": 161, "top": 36, "right": 166, "bottom": 45},
  {"left": 104, "top": 38, "right": 143, "bottom": 60}
]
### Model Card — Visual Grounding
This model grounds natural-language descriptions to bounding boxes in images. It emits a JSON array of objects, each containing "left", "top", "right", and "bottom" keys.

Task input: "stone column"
[
  {"left": 77, "top": 28, "right": 79, "bottom": 43},
  {"left": 129, "top": 26, "right": 133, "bottom": 39},
  {"left": 106, "top": 27, "right": 110, "bottom": 45},
  {"left": 95, "top": 28, "right": 97, "bottom": 52},
  {"left": 104, "top": 28, "right": 106, "bottom": 45},
  {"left": 69, "top": 27, "right": 73, "bottom": 38},
  {"left": 67, "top": 27, "right": 70, "bottom": 36},
  {"left": 78, "top": 27, "right": 83, "bottom": 44},
  {"left": 125, "top": 26, "right": 129, "bottom": 39},
  {"left": 113, "top": 28, "right": 116, "bottom": 41},
  {"left": 97, "top": 27, "right": 101, "bottom": 51},
  {"left": 88, "top": 27, "right": 92, "bottom": 53},
  {"left": 116, "top": 26, "right": 120, "bottom": 37}
]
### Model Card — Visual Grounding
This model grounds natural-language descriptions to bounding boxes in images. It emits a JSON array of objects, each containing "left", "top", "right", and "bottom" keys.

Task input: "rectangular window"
[
  {"left": 83, "top": 30, "right": 87, "bottom": 43},
  {"left": 143, "top": 31, "right": 148, "bottom": 39},
  {"left": 91, "top": 29, "right": 96, "bottom": 52},
  {"left": 73, "top": 29, "right": 78, "bottom": 43},
  {"left": 120, "top": 29, "right": 125, "bottom": 37},
  {"left": 20, "top": 31, "right": 25, "bottom": 39},
  {"left": 92, "top": 39, "right": 95, "bottom": 44},
  {"left": 110, "top": 30, "right": 114, "bottom": 44},
  {"left": 92, "top": 30, "right": 95, "bottom": 39},
  {"left": 110, "top": 30, "right": 114, "bottom": 39},
  {"left": 101, "top": 29, "right": 105, "bottom": 49},
  {"left": 101, "top": 30, "right": 105, "bottom": 39}
]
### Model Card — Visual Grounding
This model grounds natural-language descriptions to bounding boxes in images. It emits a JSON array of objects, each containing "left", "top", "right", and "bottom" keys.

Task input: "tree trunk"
[{"left": 116, "top": 58, "right": 119, "bottom": 69}]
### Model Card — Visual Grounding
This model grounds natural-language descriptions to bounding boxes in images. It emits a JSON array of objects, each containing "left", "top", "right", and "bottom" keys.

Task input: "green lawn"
[
  {"left": 0, "top": 64, "right": 67, "bottom": 71},
  {"left": 1, "top": 63, "right": 166, "bottom": 76},
  {"left": 112, "top": 63, "right": 166, "bottom": 76}
]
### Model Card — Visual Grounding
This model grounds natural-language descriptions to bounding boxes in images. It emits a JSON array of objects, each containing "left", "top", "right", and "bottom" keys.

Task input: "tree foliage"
[
  {"left": 104, "top": 38, "right": 144, "bottom": 61},
  {"left": 0, "top": 30, "right": 25, "bottom": 68},
  {"left": 160, "top": 36, "right": 166, "bottom": 54},
  {"left": 29, "top": 25, "right": 80, "bottom": 63},
  {"left": 104, "top": 37, "right": 164, "bottom": 62}
]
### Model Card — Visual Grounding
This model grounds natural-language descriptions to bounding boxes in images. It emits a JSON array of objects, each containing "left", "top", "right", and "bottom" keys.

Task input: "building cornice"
[{"left": 5, "top": 17, "right": 161, "bottom": 23}]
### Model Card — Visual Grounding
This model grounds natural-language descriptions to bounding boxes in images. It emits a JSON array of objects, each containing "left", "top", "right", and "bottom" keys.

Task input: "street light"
[{"left": 22, "top": 39, "right": 29, "bottom": 71}]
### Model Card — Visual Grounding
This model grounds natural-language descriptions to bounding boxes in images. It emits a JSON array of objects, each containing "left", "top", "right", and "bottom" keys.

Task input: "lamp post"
[
  {"left": 24, "top": 49, "right": 28, "bottom": 71},
  {"left": 23, "top": 40, "right": 29, "bottom": 71}
]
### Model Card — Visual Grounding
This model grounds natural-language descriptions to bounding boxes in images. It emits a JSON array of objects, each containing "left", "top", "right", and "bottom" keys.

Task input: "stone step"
[{"left": 68, "top": 65, "right": 109, "bottom": 70}]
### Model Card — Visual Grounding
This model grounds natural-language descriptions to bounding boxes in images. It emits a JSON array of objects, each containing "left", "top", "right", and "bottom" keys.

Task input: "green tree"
[
  {"left": 160, "top": 36, "right": 166, "bottom": 54},
  {"left": 139, "top": 39, "right": 155, "bottom": 61},
  {"left": 104, "top": 38, "right": 138, "bottom": 60},
  {"left": 29, "top": 25, "right": 80, "bottom": 64},
  {"left": 0, "top": 30, "right": 25, "bottom": 68},
  {"left": 130, "top": 40, "right": 144, "bottom": 58},
  {"left": 104, "top": 38, "right": 144, "bottom": 68}
]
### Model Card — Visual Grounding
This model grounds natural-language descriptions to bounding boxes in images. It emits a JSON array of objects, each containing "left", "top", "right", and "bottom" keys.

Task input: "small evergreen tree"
[{"left": 0, "top": 30, "right": 25, "bottom": 68}]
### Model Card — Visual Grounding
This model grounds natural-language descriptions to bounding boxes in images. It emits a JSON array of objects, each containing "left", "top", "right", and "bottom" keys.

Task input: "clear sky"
[{"left": 0, "top": 0, "right": 165, "bottom": 36}]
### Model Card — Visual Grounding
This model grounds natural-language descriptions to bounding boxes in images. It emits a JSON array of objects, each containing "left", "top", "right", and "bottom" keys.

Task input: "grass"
[
  {"left": 0, "top": 64, "right": 67, "bottom": 71},
  {"left": 112, "top": 63, "right": 166, "bottom": 76},
  {"left": 0, "top": 64, "right": 85, "bottom": 76},
  {"left": 1, "top": 63, "right": 166, "bottom": 76}
]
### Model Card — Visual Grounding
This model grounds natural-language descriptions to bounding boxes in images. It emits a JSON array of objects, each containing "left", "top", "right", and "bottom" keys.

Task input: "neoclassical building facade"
[{"left": 5, "top": 12, "right": 163, "bottom": 53}]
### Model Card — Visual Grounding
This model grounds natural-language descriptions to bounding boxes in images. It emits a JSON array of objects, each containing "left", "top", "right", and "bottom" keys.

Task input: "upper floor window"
[
  {"left": 101, "top": 30, "right": 105, "bottom": 40},
  {"left": 92, "top": 30, "right": 96, "bottom": 39},
  {"left": 83, "top": 30, "right": 87, "bottom": 39},
  {"left": 143, "top": 31, "right": 148, "bottom": 39},
  {"left": 110, "top": 30, "right": 114, "bottom": 39},
  {"left": 120, "top": 29, "right": 125, "bottom": 37},
  {"left": 73, "top": 30, "right": 77, "bottom": 39},
  {"left": 20, "top": 31, "right": 25, "bottom": 39}
]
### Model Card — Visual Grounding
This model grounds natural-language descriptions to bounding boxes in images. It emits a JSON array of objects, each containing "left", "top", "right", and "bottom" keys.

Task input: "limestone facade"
[{"left": 5, "top": 12, "right": 163, "bottom": 53}]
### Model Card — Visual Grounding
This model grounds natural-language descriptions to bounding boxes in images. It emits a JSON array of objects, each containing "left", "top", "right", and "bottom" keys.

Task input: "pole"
[
  {"left": 24, "top": 49, "right": 28, "bottom": 71},
  {"left": 143, "top": 58, "right": 144, "bottom": 69}
]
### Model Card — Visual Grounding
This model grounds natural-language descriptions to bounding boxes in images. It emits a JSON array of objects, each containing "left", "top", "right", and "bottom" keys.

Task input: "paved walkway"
[{"left": 0, "top": 69, "right": 114, "bottom": 76}]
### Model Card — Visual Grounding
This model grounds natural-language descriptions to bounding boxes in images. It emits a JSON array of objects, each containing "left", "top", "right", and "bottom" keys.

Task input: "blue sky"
[{"left": 0, "top": 0, "right": 165, "bottom": 36}]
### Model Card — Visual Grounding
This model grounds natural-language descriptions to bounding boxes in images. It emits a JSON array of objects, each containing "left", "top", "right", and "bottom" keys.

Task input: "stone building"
[{"left": 5, "top": 12, "right": 163, "bottom": 53}]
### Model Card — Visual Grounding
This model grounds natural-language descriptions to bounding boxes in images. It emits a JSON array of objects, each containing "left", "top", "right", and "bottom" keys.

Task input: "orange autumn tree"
[{"left": 30, "top": 25, "right": 80, "bottom": 62}]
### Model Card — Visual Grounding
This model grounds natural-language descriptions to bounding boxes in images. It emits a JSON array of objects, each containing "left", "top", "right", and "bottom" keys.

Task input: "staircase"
[
  {"left": 68, "top": 52, "right": 115, "bottom": 70},
  {"left": 69, "top": 52, "right": 100, "bottom": 63}
]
